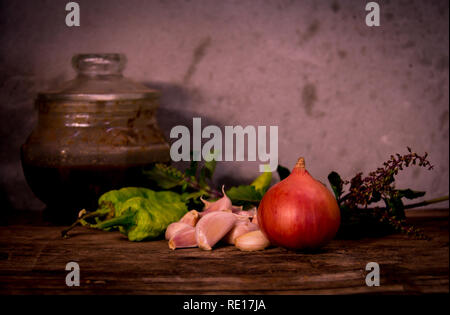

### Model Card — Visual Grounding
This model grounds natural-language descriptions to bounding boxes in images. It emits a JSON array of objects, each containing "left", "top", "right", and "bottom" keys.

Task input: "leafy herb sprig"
[
  {"left": 144, "top": 160, "right": 221, "bottom": 202},
  {"left": 144, "top": 148, "right": 448, "bottom": 238},
  {"left": 143, "top": 152, "right": 272, "bottom": 207}
]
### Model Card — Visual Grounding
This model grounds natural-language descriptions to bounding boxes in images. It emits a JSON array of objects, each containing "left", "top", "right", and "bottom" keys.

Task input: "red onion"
[{"left": 257, "top": 157, "right": 340, "bottom": 250}]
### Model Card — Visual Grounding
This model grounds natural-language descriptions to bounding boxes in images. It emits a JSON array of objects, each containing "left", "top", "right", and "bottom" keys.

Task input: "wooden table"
[{"left": 0, "top": 209, "right": 448, "bottom": 295}]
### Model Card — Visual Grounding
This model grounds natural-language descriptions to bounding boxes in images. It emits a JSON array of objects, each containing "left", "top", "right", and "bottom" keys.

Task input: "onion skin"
[{"left": 257, "top": 158, "right": 340, "bottom": 250}]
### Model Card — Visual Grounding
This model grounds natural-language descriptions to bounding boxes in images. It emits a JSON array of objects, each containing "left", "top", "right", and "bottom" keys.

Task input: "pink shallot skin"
[
  {"left": 169, "top": 226, "right": 197, "bottom": 250},
  {"left": 200, "top": 186, "right": 233, "bottom": 216},
  {"left": 258, "top": 158, "right": 340, "bottom": 250}
]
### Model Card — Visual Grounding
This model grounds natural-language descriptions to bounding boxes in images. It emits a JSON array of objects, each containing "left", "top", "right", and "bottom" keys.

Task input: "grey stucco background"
[{"left": 0, "top": 0, "right": 448, "bottom": 212}]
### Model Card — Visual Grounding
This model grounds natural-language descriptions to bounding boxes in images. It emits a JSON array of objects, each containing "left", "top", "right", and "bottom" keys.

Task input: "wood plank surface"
[{"left": 0, "top": 209, "right": 448, "bottom": 295}]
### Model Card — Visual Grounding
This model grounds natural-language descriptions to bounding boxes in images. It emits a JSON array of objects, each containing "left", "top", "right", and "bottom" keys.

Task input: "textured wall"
[{"left": 0, "top": 0, "right": 448, "bottom": 211}]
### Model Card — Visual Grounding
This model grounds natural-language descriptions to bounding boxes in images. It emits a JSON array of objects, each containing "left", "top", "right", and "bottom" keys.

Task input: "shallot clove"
[
  {"left": 200, "top": 186, "right": 233, "bottom": 215},
  {"left": 169, "top": 226, "right": 197, "bottom": 250},
  {"left": 235, "top": 230, "right": 270, "bottom": 251},
  {"left": 195, "top": 211, "right": 237, "bottom": 250},
  {"left": 231, "top": 205, "right": 244, "bottom": 213},
  {"left": 165, "top": 222, "right": 192, "bottom": 240},
  {"left": 179, "top": 210, "right": 200, "bottom": 227},
  {"left": 223, "top": 220, "right": 259, "bottom": 245},
  {"left": 234, "top": 206, "right": 257, "bottom": 218},
  {"left": 251, "top": 212, "right": 259, "bottom": 226}
]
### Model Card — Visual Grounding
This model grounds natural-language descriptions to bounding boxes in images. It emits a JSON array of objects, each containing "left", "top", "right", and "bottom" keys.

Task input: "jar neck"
[
  {"left": 76, "top": 73, "right": 124, "bottom": 79},
  {"left": 72, "top": 54, "right": 126, "bottom": 77}
]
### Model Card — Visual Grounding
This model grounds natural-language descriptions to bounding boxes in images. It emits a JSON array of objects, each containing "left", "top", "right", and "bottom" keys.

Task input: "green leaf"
[
  {"left": 251, "top": 169, "right": 272, "bottom": 194},
  {"left": 95, "top": 192, "right": 188, "bottom": 241},
  {"left": 144, "top": 190, "right": 188, "bottom": 216},
  {"left": 384, "top": 196, "right": 406, "bottom": 220},
  {"left": 202, "top": 151, "right": 218, "bottom": 179},
  {"left": 204, "top": 159, "right": 217, "bottom": 179},
  {"left": 198, "top": 170, "right": 207, "bottom": 188},
  {"left": 277, "top": 165, "right": 291, "bottom": 181},
  {"left": 226, "top": 185, "right": 263, "bottom": 203},
  {"left": 369, "top": 191, "right": 382, "bottom": 204},
  {"left": 383, "top": 171, "right": 396, "bottom": 185},
  {"left": 328, "top": 171, "right": 344, "bottom": 201},
  {"left": 397, "top": 189, "right": 426, "bottom": 200},
  {"left": 181, "top": 190, "right": 207, "bottom": 202},
  {"left": 199, "top": 160, "right": 216, "bottom": 185},
  {"left": 143, "top": 164, "right": 185, "bottom": 189},
  {"left": 185, "top": 160, "right": 198, "bottom": 178},
  {"left": 198, "top": 151, "right": 218, "bottom": 188}
]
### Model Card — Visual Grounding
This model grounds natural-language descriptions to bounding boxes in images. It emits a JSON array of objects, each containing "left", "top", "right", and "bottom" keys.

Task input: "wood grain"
[{"left": 0, "top": 209, "right": 448, "bottom": 294}]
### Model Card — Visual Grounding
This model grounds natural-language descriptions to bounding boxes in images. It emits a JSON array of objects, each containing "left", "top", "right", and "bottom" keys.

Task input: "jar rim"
[
  {"left": 38, "top": 53, "right": 160, "bottom": 101},
  {"left": 37, "top": 91, "right": 160, "bottom": 102},
  {"left": 72, "top": 53, "right": 127, "bottom": 76}
]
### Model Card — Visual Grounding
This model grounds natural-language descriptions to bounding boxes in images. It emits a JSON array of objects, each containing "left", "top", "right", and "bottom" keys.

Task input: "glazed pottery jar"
[{"left": 21, "top": 54, "right": 170, "bottom": 223}]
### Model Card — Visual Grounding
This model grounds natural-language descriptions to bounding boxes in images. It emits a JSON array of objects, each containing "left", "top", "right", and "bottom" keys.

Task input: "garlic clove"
[
  {"left": 169, "top": 226, "right": 197, "bottom": 250},
  {"left": 231, "top": 205, "right": 244, "bottom": 213},
  {"left": 235, "top": 230, "right": 270, "bottom": 251},
  {"left": 179, "top": 210, "right": 200, "bottom": 227},
  {"left": 165, "top": 222, "right": 192, "bottom": 240},
  {"left": 246, "top": 207, "right": 257, "bottom": 217},
  {"left": 234, "top": 207, "right": 257, "bottom": 219},
  {"left": 251, "top": 211, "right": 259, "bottom": 226},
  {"left": 199, "top": 196, "right": 212, "bottom": 209},
  {"left": 223, "top": 221, "right": 259, "bottom": 245},
  {"left": 195, "top": 211, "right": 237, "bottom": 250},
  {"left": 233, "top": 214, "right": 251, "bottom": 222},
  {"left": 200, "top": 186, "right": 233, "bottom": 215}
]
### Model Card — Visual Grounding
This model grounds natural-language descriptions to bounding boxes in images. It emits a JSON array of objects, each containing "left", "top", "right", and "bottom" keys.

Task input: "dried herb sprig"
[
  {"left": 378, "top": 209, "right": 429, "bottom": 239},
  {"left": 339, "top": 147, "right": 433, "bottom": 209},
  {"left": 328, "top": 148, "right": 448, "bottom": 239}
]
